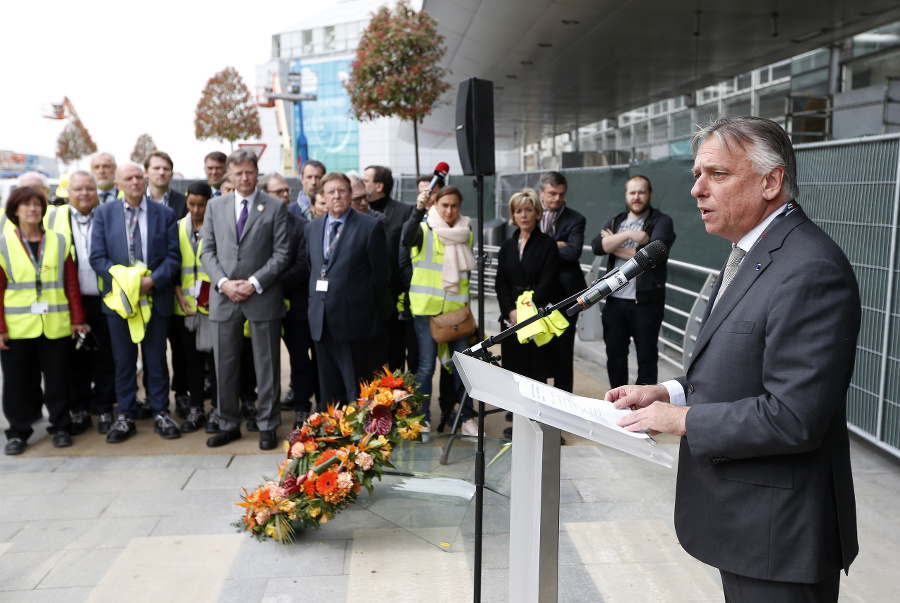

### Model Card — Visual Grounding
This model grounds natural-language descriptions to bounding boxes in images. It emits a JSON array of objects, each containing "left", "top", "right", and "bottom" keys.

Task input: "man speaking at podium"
[{"left": 607, "top": 116, "right": 860, "bottom": 602}]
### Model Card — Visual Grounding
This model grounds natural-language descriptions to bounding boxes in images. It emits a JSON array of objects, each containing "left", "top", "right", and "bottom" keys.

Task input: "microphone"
[
  {"left": 566, "top": 240, "right": 669, "bottom": 316},
  {"left": 427, "top": 162, "right": 450, "bottom": 193}
]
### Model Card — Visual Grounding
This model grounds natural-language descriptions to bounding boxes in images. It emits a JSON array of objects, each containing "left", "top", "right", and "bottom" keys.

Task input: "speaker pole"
[{"left": 472, "top": 170, "right": 486, "bottom": 603}]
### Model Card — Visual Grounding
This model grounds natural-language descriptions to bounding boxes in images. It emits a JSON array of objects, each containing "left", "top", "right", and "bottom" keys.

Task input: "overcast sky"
[{"left": 1, "top": 0, "right": 340, "bottom": 178}]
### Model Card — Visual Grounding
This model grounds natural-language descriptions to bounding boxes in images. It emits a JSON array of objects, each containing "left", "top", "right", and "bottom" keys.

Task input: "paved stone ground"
[{"left": 1, "top": 298, "right": 899, "bottom": 601}]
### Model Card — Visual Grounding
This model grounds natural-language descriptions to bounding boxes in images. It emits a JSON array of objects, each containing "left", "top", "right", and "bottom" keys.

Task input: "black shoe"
[
  {"left": 181, "top": 407, "right": 207, "bottom": 433},
  {"left": 259, "top": 430, "right": 278, "bottom": 450},
  {"left": 69, "top": 410, "right": 91, "bottom": 435},
  {"left": 97, "top": 412, "right": 114, "bottom": 434},
  {"left": 174, "top": 394, "right": 191, "bottom": 419},
  {"left": 135, "top": 399, "right": 153, "bottom": 420},
  {"left": 4, "top": 438, "right": 26, "bottom": 455},
  {"left": 207, "top": 429, "right": 241, "bottom": 447},
  {"left": 293, "top": 410, "right": 309, "bottom": 429},
  {"left": 280, "top": 388, "right": 295, "bottom": 410},
  {"left": 154, "top": 413, "right": 181, "bottom": 439},
  {"left": 246, "top": 417, "right": 259, "bottom": 432},
  {"left": 106, "top": 415, "right": 137, "bottom": 443},
  {"left": 52, "top": 431, "right": 73, "bottom": 448},
  {"left": 505, "top": 411, "right": 513, "bottom": 422},
  {"left": 503, "top": 426, "right": 513, "bottom": 439},
  {"left": 205, "top": 408, "right": 220, "bottom": 434}
]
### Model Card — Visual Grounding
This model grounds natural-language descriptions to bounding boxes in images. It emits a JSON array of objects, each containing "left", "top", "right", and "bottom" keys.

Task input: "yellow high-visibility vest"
[
  {"left": 176, "top": 217, "right": 209, "bottom": 316},
  {"left": 0, "top": 230, "right": 71, "bottom": 340},
  {"left": 408, "top": 223, "right": 471, "bottom": 317},
  {"left": 103, "top": 264, "right": 152, "bottom": 343}
]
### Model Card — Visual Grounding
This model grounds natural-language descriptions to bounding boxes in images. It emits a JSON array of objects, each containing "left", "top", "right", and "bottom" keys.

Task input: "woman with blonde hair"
[{"left": 494, "top": 188, "right": 562, "bottom": 386}]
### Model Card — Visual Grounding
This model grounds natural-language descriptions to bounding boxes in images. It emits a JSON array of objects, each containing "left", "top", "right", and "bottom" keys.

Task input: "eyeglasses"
[
  {"left": 269, "top": 187, "right": 291, "bottom": 196},
  {"left": 352, "top": 195, "right": 367, "bottom": 203}
]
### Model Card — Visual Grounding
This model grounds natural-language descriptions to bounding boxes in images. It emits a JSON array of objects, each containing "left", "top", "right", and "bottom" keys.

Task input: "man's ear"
[{"left": 763, "top": 166, "right": 785, "bottom": 201}]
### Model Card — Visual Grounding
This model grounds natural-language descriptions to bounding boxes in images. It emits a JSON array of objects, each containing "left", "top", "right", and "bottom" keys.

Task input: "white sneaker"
[
  {"left": 460, "top": 418, "right": 479, "bottom": 437},
  {"left": 420, "top": 422, "right": 431, "bottom": 433}
]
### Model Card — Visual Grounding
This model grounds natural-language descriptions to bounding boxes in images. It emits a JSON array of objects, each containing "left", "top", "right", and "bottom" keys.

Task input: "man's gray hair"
[
  {"left": 69, "top": 170, "right": 96, "bottom": 184},
  {"left": 16, "top": 171, "right": 48, "bottom": 188},
  {"left": 226, "top": 149, "right": 259, "bottom": 171},
  {"left": 259, "top": 172, "right": 287, "bottom": 192},
  {"left": 691, "top": 116, "right": 799, "bottom": 200},
  {"left": 91, "top": 151, "right": 117, "bottom": 165}
]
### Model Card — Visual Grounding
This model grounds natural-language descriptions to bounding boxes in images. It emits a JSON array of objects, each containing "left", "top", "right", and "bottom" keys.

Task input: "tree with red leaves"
[
  {"left": 56, "top": 121, "right": 97, "bottom": 165},
  {"left": 130, "top": 133, "right": 158, "bottom": 164},
  {"left": 194, "top": 66, "right": 262, "bottom": 150},
  {"left": 346, "top": 0, "right": 450, "bottom": 175}
]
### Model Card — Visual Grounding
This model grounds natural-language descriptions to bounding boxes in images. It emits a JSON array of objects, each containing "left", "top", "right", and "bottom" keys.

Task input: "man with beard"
[
  {"left": 592, "top": 175, "right": 675, "bottom": 388},
  {"left": 91, "top": 152, "right": 118, "bottom": 204}
]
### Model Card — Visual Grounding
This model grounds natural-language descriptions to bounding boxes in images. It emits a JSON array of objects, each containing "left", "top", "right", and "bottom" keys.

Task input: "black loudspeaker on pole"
[
  {"left": 456, "top": 78, "right": 496, "bottom": 176},
  {"left": 455, "top": 76, "right": 494, "bottom": 603}
]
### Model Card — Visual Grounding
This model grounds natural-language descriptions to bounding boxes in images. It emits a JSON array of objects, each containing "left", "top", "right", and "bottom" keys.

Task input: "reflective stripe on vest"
[
  {"left": 0, "top": 230, "right": 71, "bottom": 339},
  {"left": 176, "top": 217, "right": 209, "bottom": 316},
  {"left": 408, "top": 223, "right": 470, "bottom": 316}
]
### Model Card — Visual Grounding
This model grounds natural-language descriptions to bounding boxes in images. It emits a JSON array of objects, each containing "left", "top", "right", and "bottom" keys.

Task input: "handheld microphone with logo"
[
  {"left": 566, "top": 240, "right": 669, "bottom": 316},
  {"left": 427, "top": 162, "right": 450, "bottom": 193}
]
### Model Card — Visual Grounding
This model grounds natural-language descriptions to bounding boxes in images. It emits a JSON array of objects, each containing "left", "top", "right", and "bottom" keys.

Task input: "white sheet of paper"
[{"left": 514, "top": 376, "right": 649, "bottom": 439}]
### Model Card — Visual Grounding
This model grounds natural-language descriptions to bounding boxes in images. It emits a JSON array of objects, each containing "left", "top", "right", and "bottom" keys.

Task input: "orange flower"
[
  {"left": 317, "top": 472, "right": 337, "bottom": 495},
  {"left": 396, "top": 401, "right": 411, "bottom": 419},
  {"left": 359, "top": 379, "right": 377, "bottom": 401},
  {"left": 374, "top": 388, "right": 393, "bottom": 406},
  {"left": 308, "top": 414, "right": 323, "bottom": 428},
  {"left": 379, "top": 365, "right": 404, "bottom": 389}
]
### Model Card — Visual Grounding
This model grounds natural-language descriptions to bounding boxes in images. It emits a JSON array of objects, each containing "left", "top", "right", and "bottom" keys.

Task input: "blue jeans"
[{"left": 413, "top": 315, "right": 470, "bottom": 424}]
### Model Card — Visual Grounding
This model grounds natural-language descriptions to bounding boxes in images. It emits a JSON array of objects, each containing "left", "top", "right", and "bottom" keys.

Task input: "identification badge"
[
  {"left": 31, "top": 301, "right": 49, "bottom": 315},
  {"left": 316, "top": 279, "right": 329, "bottom": 292}
]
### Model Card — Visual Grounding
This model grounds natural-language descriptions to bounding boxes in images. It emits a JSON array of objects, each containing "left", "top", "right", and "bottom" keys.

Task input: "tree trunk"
[{"left": 413, "top": 119, "right": 420, "bottom": 178}]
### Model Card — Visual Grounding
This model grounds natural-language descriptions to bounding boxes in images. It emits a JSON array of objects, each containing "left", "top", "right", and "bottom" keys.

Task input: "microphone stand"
[{"left": 464, "top": 276, "right": 611, "bottom": 363}]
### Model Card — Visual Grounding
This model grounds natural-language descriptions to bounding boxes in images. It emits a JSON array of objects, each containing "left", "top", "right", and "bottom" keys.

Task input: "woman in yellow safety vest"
[
  {"left": 173, "top": 181, "right": 217, "bottom": 434},
  {"left": 401, "top": 185, "right": 477, "bottom": 435},
  {"left": 0, "top": 187, "right": 88, "bottom": 455}
]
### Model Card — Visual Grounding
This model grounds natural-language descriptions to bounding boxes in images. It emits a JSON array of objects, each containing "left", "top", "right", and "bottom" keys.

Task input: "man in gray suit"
[
  {"left": 609, "top": 116, "right": 859, "bottom": 602},
  {"left": 200, "top": 150, "right": 290, "bottom": 450}
]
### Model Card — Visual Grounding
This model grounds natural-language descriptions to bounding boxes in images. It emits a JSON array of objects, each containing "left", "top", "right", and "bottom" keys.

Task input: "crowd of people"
[{"left": 2, "top": 148, "right": 677, "bottom": 456}]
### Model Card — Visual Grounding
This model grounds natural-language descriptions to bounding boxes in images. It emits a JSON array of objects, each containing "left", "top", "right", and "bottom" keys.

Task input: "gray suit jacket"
[
  {"left": 200, "top": 190, "right": 290, "bottom": 322},
  {"left": 675, "top": 204, "right": 860, "bottom": 583}
]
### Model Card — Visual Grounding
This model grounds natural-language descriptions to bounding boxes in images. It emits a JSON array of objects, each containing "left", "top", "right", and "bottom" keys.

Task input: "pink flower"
[
  {"left": 255, "top": 509, "right": 271, "bottom": 524},
  {"left": 355, "top": 451, "right": 374, "bottom": 471},
  {"left": 290, "top": 442, "right": 305, "bottom": 459}
]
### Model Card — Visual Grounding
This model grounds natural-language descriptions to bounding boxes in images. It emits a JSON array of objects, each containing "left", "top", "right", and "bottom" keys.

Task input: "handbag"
[{"left": 429, "top": 305, "right": 476, "bottom": 344}]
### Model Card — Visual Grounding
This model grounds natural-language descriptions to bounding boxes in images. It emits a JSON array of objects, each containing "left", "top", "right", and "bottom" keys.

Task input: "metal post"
[{"left": 473, "top": 172, "right": 486, "bottom": 602}]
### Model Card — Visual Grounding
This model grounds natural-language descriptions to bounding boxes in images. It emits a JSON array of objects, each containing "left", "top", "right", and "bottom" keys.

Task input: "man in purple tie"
[{"left": 200, "top": 150, "right": 290, "bottom": 450}]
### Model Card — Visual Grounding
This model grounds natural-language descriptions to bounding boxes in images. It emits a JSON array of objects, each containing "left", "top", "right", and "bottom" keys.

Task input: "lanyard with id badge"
[
  {"left": 317, "top": 220, "right": 344, "bottom": 292},
  {"left": 17, "top": 229, "right": 49, "bottom": 315}
]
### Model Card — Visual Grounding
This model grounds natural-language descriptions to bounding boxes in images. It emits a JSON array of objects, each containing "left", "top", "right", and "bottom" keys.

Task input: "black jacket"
[
  {"left": 281, "top": 213, "right": 309, "bottom": 321},
  {"left": 591, "top": 206, "right": 675, "bottom": 304}
]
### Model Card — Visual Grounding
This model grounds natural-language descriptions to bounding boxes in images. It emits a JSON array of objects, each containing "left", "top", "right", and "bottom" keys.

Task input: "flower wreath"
[{"left": 235, "top": 367, "right": 426, "bottom": 543}]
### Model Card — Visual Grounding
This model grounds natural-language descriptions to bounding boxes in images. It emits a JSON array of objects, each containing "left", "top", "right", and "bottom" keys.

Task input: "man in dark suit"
[
  {"left": 141, "top": 150, "right": 189, "bottom": 416},
  {"left": 363, "top": 165, "right": 415, "bottom": 371},
  {"left": 201, "top": 150, "right": 290, "bottom": 450},
  {"left": 538, "top": 171, "right": 586, "bottom": 393},
  {"left": 306, "top": 172, "right": 389, "bottom": 406},
  {"left": 204, "top": 151, "right": 228, "bottom": 197},
  {"left": 611, "top": 116, "right": 860, "bottom": 601},
  {"left": 593, "top": 175, "right": 676, "bottom": 387},
  {"left": 89, "top": 162, "right": 182, "bottom": 443}
]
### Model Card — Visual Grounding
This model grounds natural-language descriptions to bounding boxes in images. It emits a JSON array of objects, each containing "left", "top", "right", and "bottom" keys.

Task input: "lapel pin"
[
  {"left": 755, "top": 264, "right": 761, "bottom": 270},
  {"left": 257, "top": 204, "right": 264, "bottom": 212}
]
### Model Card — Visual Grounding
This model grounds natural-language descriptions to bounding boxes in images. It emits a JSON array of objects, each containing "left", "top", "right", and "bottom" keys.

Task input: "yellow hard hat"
[{"left": 56, "top": 171, "right": 72, "bottom": 198}]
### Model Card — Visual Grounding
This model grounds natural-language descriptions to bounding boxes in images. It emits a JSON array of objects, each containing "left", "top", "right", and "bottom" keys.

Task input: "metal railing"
[{"left": 468, "top": 243, "right": 718, "bottom": 371}]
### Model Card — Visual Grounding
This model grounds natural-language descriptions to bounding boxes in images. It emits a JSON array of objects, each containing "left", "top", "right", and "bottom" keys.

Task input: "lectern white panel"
[{"left": 453, "top": 352, "right": 674, "bottom": 468}]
